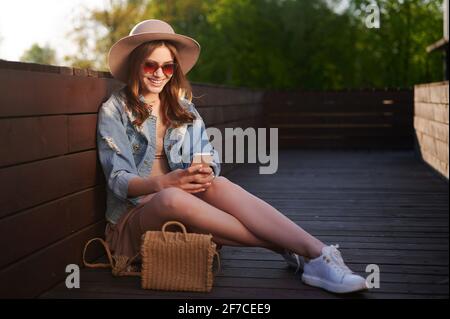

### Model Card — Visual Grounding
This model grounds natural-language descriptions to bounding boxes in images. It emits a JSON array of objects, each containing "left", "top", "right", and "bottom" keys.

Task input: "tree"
[
  {"left": 64, "top": 0, "right": 444, "bottom": 89},
  {"left": 64, "top": 0, "right": 147, "bottom": 70},
  {"left": 347, "top": 0, "right": 443, "bottom": 87},
  {"left": 20, "top": 43, "right": 57, "bottom": 65}
]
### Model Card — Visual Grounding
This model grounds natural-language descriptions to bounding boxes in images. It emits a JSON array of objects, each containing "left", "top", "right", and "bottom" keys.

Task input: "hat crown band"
[{"left": 129, "top": 19, "right": 175, "bottom": 36}]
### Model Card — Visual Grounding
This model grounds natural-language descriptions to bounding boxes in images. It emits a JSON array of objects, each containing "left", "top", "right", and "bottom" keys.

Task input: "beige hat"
[{"left": 108, "top": 19, "right": 201, "bottom": 83}]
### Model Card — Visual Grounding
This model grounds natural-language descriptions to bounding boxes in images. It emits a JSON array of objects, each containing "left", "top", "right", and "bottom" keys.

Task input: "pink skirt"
[
  {"left": 105, "top": 202, "right": 147, "bottom": 261},
  {"left": 104, "top": 198, "right": 224, "bottom": 264}
]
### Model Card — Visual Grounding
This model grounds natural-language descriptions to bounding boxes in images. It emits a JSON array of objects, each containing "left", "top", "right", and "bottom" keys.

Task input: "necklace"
[
  {"left": 141, "top": 96, "right": 159, "bottom": 104},
  {"left": 142, "top": 98, "right": 159, "bottom": 114}
]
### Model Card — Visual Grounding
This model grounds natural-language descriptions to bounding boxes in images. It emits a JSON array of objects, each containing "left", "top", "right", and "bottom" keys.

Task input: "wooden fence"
[
  {"left": 414, "top": 81, "right": 449, "bottom": 179},
  {"left": 264, "top": 89, "right": 414, "bottom": 149},
  {"left": 0, "top": 60, "right": 421, "bottom": 298},
  {"left": 0, "top": 60, "right": 264, "bottom": 298}
]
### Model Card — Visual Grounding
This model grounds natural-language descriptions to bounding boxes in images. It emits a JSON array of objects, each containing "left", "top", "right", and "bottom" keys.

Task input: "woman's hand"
[
  {"left": 198, "top": 165, "right": 215, "bottom": 191},
  {"left": 158, "top": 164, "right": 215, "bottom": 194}
]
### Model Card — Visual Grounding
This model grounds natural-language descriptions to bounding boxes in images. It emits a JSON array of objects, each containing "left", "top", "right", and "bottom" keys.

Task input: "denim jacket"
[{"left": 97, "top": 87, "right": 221, "bottom": 224}]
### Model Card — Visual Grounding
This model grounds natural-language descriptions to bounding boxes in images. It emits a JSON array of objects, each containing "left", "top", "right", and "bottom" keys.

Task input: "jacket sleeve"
[
  {"left": 97, "top": 101, "right": 143, "bottom": 205},
  {"left": 187, "top": 102, "right": 221, "bottom": 177}
]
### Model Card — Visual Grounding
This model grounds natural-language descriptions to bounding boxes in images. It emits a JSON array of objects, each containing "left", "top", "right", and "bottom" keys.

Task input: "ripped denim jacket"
[{"left": 97, "top": 88, "right": 221, "bottom": 224}]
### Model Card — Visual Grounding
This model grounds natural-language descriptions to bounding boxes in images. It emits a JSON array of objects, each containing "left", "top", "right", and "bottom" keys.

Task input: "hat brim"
[{"left": 108, "top": 32, "right": 201, "bottom": 83}]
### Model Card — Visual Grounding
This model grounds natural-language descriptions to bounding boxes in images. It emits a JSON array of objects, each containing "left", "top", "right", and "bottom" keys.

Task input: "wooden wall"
[
  {"left": 188, "top": 82, "right": 265, "bottom": 173},
  {"left": 0, "top": 60, "right": 264, "bottom": 298},
  {"left": 264, "top": 89, "right": 414, "bottom": 149},
  {"left": 414, "top": 81, "right": 449, "bottom": 179},
  {"left": 0, "top": 60, "right": 424, "bottom": 298}
]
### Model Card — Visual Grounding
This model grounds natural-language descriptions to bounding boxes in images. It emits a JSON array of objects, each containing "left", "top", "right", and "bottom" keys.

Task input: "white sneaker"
[
  {"left": 301, "top": 245, "right": 368, "bottom": 294},
  {"left": 281, "top": 249, "right": 304, "bottom": 273}
]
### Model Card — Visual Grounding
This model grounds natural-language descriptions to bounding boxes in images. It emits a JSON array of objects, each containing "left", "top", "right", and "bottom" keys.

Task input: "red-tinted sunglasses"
[{"left": 142, "top": 61, "right": 178, "bottom": 76}]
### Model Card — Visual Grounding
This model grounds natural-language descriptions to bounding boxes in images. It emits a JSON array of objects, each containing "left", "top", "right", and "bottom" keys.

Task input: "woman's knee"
[
  {"left": 208, "top": 176, "right": 236, "bottom": 192},
  {"left": 149, "top": 187, "right": 196, "bottom": 219},
  {"left": 153, "top": 187, "right": 185, "bottom": 210}
]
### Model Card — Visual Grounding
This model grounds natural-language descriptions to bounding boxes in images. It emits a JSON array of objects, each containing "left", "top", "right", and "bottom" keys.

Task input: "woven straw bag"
[{"left": 141, "top": 221, "right": 221, "bottom": 292}]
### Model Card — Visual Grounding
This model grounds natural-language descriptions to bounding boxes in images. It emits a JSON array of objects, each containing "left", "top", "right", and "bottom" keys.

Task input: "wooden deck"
[{"left": 41, "top": 150, "right": 449, "bottom": 299}]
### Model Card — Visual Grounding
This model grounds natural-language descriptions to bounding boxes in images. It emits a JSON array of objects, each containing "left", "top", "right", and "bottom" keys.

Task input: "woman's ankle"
[{"left": 306, "top": 242, "right": 326, "bottom": 259}]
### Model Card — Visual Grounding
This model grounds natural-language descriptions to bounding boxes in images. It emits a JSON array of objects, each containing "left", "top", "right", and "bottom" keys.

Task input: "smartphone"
[{"left": 190, "top": 152, "right": 213, "bottom": 167}]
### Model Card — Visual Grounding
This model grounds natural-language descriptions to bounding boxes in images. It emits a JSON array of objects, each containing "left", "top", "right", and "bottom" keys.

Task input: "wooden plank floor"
[{"left": 41, "top": 150, "right": 449, "bottom": 299}]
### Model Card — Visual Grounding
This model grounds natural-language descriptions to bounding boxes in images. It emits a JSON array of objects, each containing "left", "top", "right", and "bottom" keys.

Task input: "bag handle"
[
  {"left": 83, "top": 238, "right": 114, "bottom": 269},
  {"left": 160, "top": 221, "right": 222, "bottom": 274},
  {"left": 162, "top": 221, "right": 189, "bottom": 242},
  {"left": 213, "top": 251, "right": 221, "bottom": 275},
  {"left": 83, "top": 237, "right": 140, "bottom": 276}
]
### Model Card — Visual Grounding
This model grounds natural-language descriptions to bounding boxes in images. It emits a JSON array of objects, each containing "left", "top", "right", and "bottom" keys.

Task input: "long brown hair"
[{"left": 123, "top": 40, "right": 196, "bottom": 128}]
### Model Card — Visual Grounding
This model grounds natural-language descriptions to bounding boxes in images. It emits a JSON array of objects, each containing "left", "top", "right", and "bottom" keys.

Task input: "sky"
[
  {"left": 0, "top": 0, "right": 109, "bottom": 64},
  {"left": 0, "top": 0, "right": 353, "bottom": 66}
]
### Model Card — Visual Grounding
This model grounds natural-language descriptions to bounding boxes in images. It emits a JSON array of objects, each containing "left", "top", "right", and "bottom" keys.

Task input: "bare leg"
[
  {"left": 135, "top": 188, "right": 284, "bottom": 254},
  {"left": 194, "top": 176, "right": 325, "bottom": 258}
]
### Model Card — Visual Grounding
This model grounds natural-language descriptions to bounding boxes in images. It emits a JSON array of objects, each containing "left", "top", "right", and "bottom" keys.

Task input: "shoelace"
[
  {"left": 326, "top": 244, "right": 353, "bottom": 277},
  {"left": 283, "top": 250, "right": 302, "bottom": 274},
  {"left": 290, "top": 252, "right": 302, "bottom": 274}
]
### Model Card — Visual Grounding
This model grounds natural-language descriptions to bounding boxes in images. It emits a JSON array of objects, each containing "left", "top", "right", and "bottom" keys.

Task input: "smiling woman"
[
  {"left": 94, "top": 19, "right": 369, "bottom": 295},
  {"left": 121, "top": 40, "right": 197, "bottom": 128}
]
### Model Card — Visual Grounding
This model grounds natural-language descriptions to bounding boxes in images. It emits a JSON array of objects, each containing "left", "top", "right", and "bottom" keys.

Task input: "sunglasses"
[{"left": 142, "top": 61, "right": 178, "bottom": 76}]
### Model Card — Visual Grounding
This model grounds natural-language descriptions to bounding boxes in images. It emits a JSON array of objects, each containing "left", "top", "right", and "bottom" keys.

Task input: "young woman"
[{"left": 97, "top": 19, "right": 367, "bottom": 294}]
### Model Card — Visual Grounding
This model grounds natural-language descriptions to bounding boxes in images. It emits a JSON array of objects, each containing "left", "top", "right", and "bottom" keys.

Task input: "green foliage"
[
  {"left": 64, "top": 0, "right": 444, "bottom": 89},
  {"left": 20, "top": 43, "right": 57, "bottom": 65},
  {"left": 347, "top": 0, "right": 444, "bottom": 88}
]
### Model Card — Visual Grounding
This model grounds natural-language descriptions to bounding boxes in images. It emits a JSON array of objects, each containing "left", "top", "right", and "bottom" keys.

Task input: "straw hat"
[{"left": 108, "top": 19, "right": 201, "bottom": 83}]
